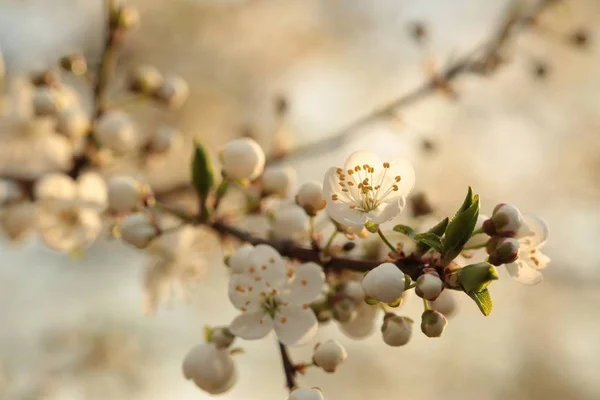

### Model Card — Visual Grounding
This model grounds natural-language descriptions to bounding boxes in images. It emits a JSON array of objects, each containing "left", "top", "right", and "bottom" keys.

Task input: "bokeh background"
[{"left": 1, "top": 0, "right": 600, "bottom": 399}]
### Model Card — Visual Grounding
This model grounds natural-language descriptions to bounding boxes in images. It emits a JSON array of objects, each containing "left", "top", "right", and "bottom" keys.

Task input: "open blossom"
[
  {"left": 323, "top": 151, "right": 415, "bottom": 229},
  {"left": 34, "top": 172, "right": 107, "bottom": 252},
  {"left": 505, "top": 214, "right": 550, "bottom": 285},
  {"left": 228, "top": 244, "right": 324, "bottom": 346}
]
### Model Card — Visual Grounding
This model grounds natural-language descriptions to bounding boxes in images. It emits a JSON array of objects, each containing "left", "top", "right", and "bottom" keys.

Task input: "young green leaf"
[
  {"left": 191, "top": 140, "right": 215, "bottom": 198},
  {"left": 458, "top": 262, "right": 499, "bottom": 293},
  {"left": 442, "top": 190, "right": 480, "bottom": 263},
  {"left": 468, "top": 289, "right": 493, "bottom": 316},
  {"left": 393, "top": 224, "right": 416, "bottom": 238},
  {"left": 414, "top": 232, "right": 443, "bottom": 252},
  {"left": 426, "top": 217, "right": 449, "bottom": 237}
]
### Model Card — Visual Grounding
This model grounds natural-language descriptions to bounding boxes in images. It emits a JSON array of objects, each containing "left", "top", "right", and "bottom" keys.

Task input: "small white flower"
[
  {"left": 107, "top": 176, "right": 150, "bottom": 214},
  {"left": 484, "top": 204, "right": 523, "bottom": 237},
  {"left": 296, "top": 181, "right": 326, "bottom": 215},
  {"left": 154, "top": 74, "right": 189, "bottom": 109},
  {"left": 227, "top": 243, "right": 255, "bottom": 274},
  {"left": 415, "top": 272, "right": 444, "bottom": 301},
  {"left": 323, "top": 151, "right": 415, "bottom": 229},
  {"left": 270, "top": 203, "right": 310, "bottom": 241},
  {"left": 361, "top": 262, "right": 405, "bottom": 304},
  {"left": 228, "top": 244, "right": 324, "bottom": 346},
  {"left": 421, "top": 309, "right": 447, "bottom": 338},
  {"left": 219, "top": 138, "right": 265, "bottom": 181},
  {"left": 313, "top": 340, "right": 347, "bottom": 373},
  {"left": 0, "top": 180, "right": 24, "bottom": 205},
  {"left": 288, "top": 388, "right": 325, "bottom": 400},
  {"left": 182, "top": 343, "right": 237, "bottom": 395},
  {"left": 56, "top": 107, "right": 90, "bottom": 139},
  {"left": 119, "top": 212, "right": 159, "bottom": 249},
  {"left": 504, "top": 214, "right": 550, "bottom": 285},
  {"left": 129, "top": 64, "right": 163, "bottom": 95},
  {"left": 339, "top": 301, "right": 379, "bottom": 339},
  {"left": 381, "top": 315, "right": 412, "bottom": 347},
  {"left": 94, "top": 110, "right": 137, "bottom": 153},
  {"left": 0, "top": 201, "right": 36, "bottom": 241},
  {"left": 261, "top": 166, "right": 296, "bottom": 197}
]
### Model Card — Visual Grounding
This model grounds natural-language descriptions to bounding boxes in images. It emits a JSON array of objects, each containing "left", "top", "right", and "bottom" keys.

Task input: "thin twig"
[{"left": 278, "top": 342, "right": 298, "bottom": 392}]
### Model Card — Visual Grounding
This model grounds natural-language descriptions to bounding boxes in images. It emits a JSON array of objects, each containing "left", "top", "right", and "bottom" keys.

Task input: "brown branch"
[{"left": 279, "top": 343, "right": 298, "bottom": 392}]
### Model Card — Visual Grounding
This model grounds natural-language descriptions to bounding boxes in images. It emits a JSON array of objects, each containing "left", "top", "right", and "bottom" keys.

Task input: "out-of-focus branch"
[{"left": 279, "top": 343, "right": 298, "bottom": 392}]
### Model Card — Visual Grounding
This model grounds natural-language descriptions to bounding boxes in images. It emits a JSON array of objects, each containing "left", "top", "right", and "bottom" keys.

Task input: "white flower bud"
[
  {"left": 313, "top": 340, "right": 347, "bottom": 373},
  {"left": 0, "top": 180, "right": 24, "bottom": 205},
  {"left": 484, "top": 203, "right": 523, "bottom": 237},
  {"left": 0, "top": 201, "right": 35, "bottom": 241},
  {"left": 149, "top": 126, "right": 180, "bottom": 153},
  {"left": 343, "top": 281, "right": 365, "bottom": 303},
  {"left": 154, "top": 75, "right": 189, "bottom": 109},
  {"left": 119, "top": 213, "right": 158, "bottom": 249},
  {"left": 381, "top": 315, "right": 412, "bottom": 347},
  {"left": 95, "top": 111, "right": 137, "bottom": 153},
  {"left": 129, "top": 64, "right": 163, "bottom": 95},
  {"left": 361, "top": 262, "right": 405, "bottom": 304},
  {"left": 415, "top": 272, "right": 444, "bottom": 301},
  {"left": 227, "top": 243, "right": 254, "bottom": 274},
  {"left": 182, "top": 343, "right": 237, "bottom": 395},
  {"left": 57, "top": 107, "right": 90, "bottom": 138},
  {"left": 288, "top": 388, "right": 325, "bottom": 400},
  {"left": 486, "top": 237, "right": 519, "bottom": 266},
  {"left": 296, "top": 181, "right": 325, "bottom": 215},
  {"left": 270, "top": 204, "right": 309, "bottom": 240},
  {"left": 211, "top": 327, "right": 235, "bottom": 349},
  {"left": 107, "top": 176, "right": 150, "bottom": 214},
  {"left": 261, "top": 166, "right": 296, "bottom": 197},
  {"left": 220, "top": 138, "right": 265, "bottom": 181},
  {"left": 420, "top": 310, "right": 447, "bottom": 338}
]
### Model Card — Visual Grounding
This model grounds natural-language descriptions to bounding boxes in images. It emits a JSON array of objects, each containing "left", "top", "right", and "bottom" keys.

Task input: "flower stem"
[
  {"left": 471, "top": 227, "right": 485, "bottom": 236},
  {"left": 278, "top": 342, "right": 297, "bottom": 392},
  {"left": 423, "top": 298, "right": 431, "bottom": 311},
  {"left": 321, "top": 230, "right": 339, "bottom": 257},
  {"left": 377, "top": 229, "right": 397, "bottom": 254}
]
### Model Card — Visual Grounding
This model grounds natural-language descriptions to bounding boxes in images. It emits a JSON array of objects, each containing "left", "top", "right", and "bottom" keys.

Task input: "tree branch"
[{"left": 279, "top": 342, "right": 298, "bottom": 392}]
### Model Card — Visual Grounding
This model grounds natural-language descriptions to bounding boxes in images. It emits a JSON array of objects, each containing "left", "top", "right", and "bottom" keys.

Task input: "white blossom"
[
  {"left": 119, "top": 212, "right": 159, "bottom": 249},
  {"left": 149, "top": 126, "right": 181, "bottom": 153},
  {"left": 361, "top": 262, "right": 405, "bottom": 304},
  {"left": 415, "top": 272, "right": 444, "bottom": 301},
  {"left": 219, "top": 138, "right": 265, "bottom": 181},
  {"left": 296, "top": 181, "right": 326, "bottom": 215},
  {"left": 182, "top": 343, "right": 237, "bottom": 395},
  {"left": 504, "top": 214, "right": 550, "bottom": 285},
  {"left": 313, "top": 340, "right": 348, "bottom": 373},
  {"left": 323, "top": 151, "right": 415, "bottom": 229},
  {"left": 429, "top": 289, "right": 458, "bottom": 318},
  {"left": 32, "top": 85, "right": 78, "bottom": 116},
  {"left": 228, "top": 244, "right": 324, "bottom": 346},
  {"left": 288, "top": 388, "right": 325, "bottom": 400},
  {"left": 107, "top": 176, "right": 150, "bottom": 214},
  {"left": 155, "top": 75, "right": 189, "bottom": 109},
  {"left": 381, "top": 315, "right": 412, "bottom": 347},
  {"left": 94, "top": 110, "right": 137, "bottom": 153},
  {"left": 270, "top": 203, "right": 310, "bottom": 241},
  {"left": 261, "top": 166, "right": 296, "bottom": 197}
]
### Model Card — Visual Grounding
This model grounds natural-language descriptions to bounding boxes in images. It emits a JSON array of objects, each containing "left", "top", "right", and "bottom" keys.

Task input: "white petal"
[
  {"left": 229, "top": 311, "right": 273, "bottom": 340},
  {"left": 323, "top": 167, "right": 354, "bottom": 204},
  {"left": 377, "top": 158, "right": 415, "bottom": 199},
  {"left": 325, "top": 202, "right": 367, "bottom": 229},
  {"left": 517, "top": 214, "right": 549, "bottom": 247},
  {"left": 519, "top": 248, "right": 551, "bottom": 270},
  {"left": 228, "top": 243, "right": 254, "bottom": 274},
  {"left": 228, "top": 274, "right": 261, "bottom": 311},
  {"left": 343, "top": 151, "right": 382, "bottom": 174},
  {"left": 248, "top": 244, "right": 288, "bottom": 288},
  {"left": 367, "top": 197, "right": 405, "bottom": 224},
  {"left": 279, "top": 262, "right": 325, "bottom": 306},
  {"left": 505, "top": 260, "right": 543, "bottom": 285},
  {"left": 274, "top": 305, "right": 318, "bottom": 346}
]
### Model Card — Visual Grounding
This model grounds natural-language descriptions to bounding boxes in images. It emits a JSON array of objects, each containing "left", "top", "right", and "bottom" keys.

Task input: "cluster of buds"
[{"left": 483, "top": 204, "right": 523, "bottom": 266}]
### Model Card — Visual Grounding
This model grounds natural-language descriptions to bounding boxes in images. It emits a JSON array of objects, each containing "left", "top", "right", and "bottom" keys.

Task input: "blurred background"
[{"left": 1, "top": 0, "right": 599, "bottom": 399}]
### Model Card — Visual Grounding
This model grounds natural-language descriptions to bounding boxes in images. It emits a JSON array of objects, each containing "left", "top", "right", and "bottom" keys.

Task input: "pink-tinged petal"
[
  {"left": 325, "top": 202, "right": 367, "bottom": 229},
  {"left": 274, "top": 305, "right": 318, "bottom": 346},
  {"left": 279, "top": 262, "right": 325, "bottom": 306},
  {"left": 248, "top": 244, "right": 287, "bottom": 289},
  {"left": 367, "top": 197, "right": 405, "bottom": 224},
  {"left": 228, "top": 274, "right": 261, "bottom": 311},
  {"left": 517, "top": 214, "right": 549, "bottom": 247},
  {"left": 229, "top": 311, "right": 273, "bottom": 340},
  {"left": 505, "top": 260, "right": 543, "bottom": 285}
]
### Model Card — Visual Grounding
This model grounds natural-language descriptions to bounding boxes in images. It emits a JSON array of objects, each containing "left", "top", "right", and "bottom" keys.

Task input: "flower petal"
[
  {"left": 343, "top": 151, "right": 382, "bottom": 175},
  {"left": 228, "top": 274, "right": 261, "bottom": 311},
  {"left": 323, "top": 166, "right": 354, "bottom": 204},
  {"left": 229, "top": 311, "right": 274, "bottom": 340},
  {"left": 279, "top": 262, "right": 325, "bottom": 306},
  {"left": 505, "top": 260, "right": 543, "bottom": 285},
  {"left": 325, "top": 202, "right": 367, "bottom": 229},
  {"left": 517, "top": 214, "right": 549, "bottom": 247},
  {"left": 384, "top": 158, "right": 415, "bottom": 198},
  {"left": 274, "top": 305, "right": 318, "bottom": 346},
  {"left": 248, "top": 244, "right": 288, "bottom": 288},
  {"left": 367, "top": 197, "right": 405, "bottom": 224},
  {"left": 228, "top": 243, "right": 254, "bottom": 274}
]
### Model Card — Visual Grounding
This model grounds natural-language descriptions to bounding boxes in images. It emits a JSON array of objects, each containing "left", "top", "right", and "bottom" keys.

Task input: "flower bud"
[
  {"left": 57, "top": 107, "right": 90, "bottom": 138},
  {"left": 270, "top": 204, "right": 309, "bottom": 240},
  {"left": 227, "top": 243, "right": 254, "bottom": 274},
  {"left": 361, "top": 262, "right": 405, "bottom": 304},
  {"left": 261, "top": 166, "right": 296, "bottom": 197},
  {"left": 415, "top": 271, "right": 444, "bottom": 301},
  {"left": 149, "top": 126, "right": 180, "bottom": 153},
  {"left": 114, "top": 5, "right": 140, "bottom": 31},
  {"left": 59, "top": 53, "right": 87, "bottom": 76},
  {"left": 107, "top": 176, "right": 150, "bottom": 214},
  {"left": 220, "top": 138, "right": 265, "bottom": 181},
  {"left": 313, "top": 340, "right": 347, "bottom": 373},
  {"left": 34, "top": 173, "right": 76, "bottom": 201},
  {"left": 95, "top": 110, "right": 137, "bottom": 153},
  {"left": 119, "top": 213, "right": 158, "bottom": 249},
  {"left": 420, "top": 309, "right": 447, "bottom": 338},
  {"left": 129, "top": 65, "right": 163, "bottom": 95},
  {"left": 0, "top": 180, "right": 24, "bottom": 205},
  {"left": 486, "top": 237, "right": 519, "bottom": 266},
  {"left": 211, "top": 327, "right": 235, "bottom": 349},
  {"left": 343, "top": 281, "right": 365, "bottom": 303},
  {"left": 154, "top": 75, "right": 189, "bottom": 109},
  {"left": 288, "top": 388, "right": 325, "bottom": 400},
  {"left": 182, "top": 343, "right": 237, "bottom": 395},
  {"left": 483, "top": 203, "right": 522, "bottom": 237},
  {"left": 296, "top": 181, "right": 326, "bottom": 215},
  {"left": 381, "top": 315, "right": 412, "bottom": 347},
  {"left": 332, "top": 298, "right": 356, "bottom": 323}
]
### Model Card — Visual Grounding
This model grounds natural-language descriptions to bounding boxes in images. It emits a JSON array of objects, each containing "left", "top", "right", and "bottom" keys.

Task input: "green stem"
[
  {"left": 377, "top": 229, "right": 397, "bottom": 254},
  {"left": 322, "top": 230, "right": 339, "bottom": 257},
  {"left": 213, "top": 180, "right": 229, "bottom": 213},
  {"left": 423, "top": 298, "right": 431, "bottom": 311},
  {"left": 471, "top": 227, "right": 485, "bottom": 236}
]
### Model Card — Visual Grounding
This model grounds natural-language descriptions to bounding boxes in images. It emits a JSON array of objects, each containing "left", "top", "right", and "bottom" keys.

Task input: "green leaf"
[
  {"left": 393, "top": 224, "right": 416, "bottom": 238},
  {"left": 426, "top": 217, "right": 449, "bottom": 237},
  {"left": 456, "top": 186, "right": 474, "bottom": 216},
  {"left": 191, "top": 140, "right": 215, "bottom": 199},
  {"left": 458, "top": 262, "right": 499, "bottom": 293},
  {"left": 442, "top": 188, "right": 480, "bottom": 263},
  {"left": 468, "top": 289, "right": 493, "bottom": 316},
  {"left": 414, "top": 232, "right": 443, "bottom": 252}
]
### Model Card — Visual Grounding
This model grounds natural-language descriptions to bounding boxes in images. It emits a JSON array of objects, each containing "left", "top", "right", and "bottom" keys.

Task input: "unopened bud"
[
  {"left": 113, "top": 5, "right": 140, "bottom": 31},
  {"left": 31, "top": 70, "right": 58, "bottom": 87},
  {"left": 59, "top": 53, "right": 87, "bottom": 76},
  {"left": 343, "top": 281, "right": 365, "bottom": 303},
  {"left": 483, "top": 203, "right": 522, "bottom": 237},
  {"left": 486, "top": 237, "right": 519, "bottom": 266},
  {"left": 154, "top": 75, "right": 189, "bottom": 109},
  {"left": 313, "top": 340, "right": 347, "bottom": 373},
  {"left": 182, "top": 343, "right": 237, "bottom": 395},
  {"left": 129, "top": 64, "right": 163, "bottom": 95},
  {"left": 261, "top": 166, "right": 296, "bottom": 197},
  {"left": 415, "top": 271, "right": 444, "bottom": 301},
  {"left": 211, "top": 327, "right": 235, "bottom": 349},
  {"left": 296, "top": 181, "right": 325, "bottom": 215},
  {"left": 458, "top": 262, "right": 499, "bottom": 293},
  {"left": 107, "top": 176, "right": 151, "bottom": 214},
  {"left": 220, "top": 138, "right": 265, "bottom": 181},
  {"left": 119, "top": 212, "right": 158, "bottom": 249},
  {"left": 149, "top": 126, "right": 180, "bottom": 153},
  {"left": 420, "top": 309, "right": 447, "bottom": 338},
  {"left": 95, "top": 110, "right": 137, "bottom": 153},
  {"left": 270, "top": 204, "right": 309, "bottom": 241},
  {"left": 381, "top": 314, "right": 413, "bottom": 347},
  {"left": 289, "top": 388, "right": 324, "bottom": 400},
  {"left": 332, "top": 298, "right": 356, "bottom": 323},
  {"left": 227, "top": 243, "right": 254, "bottom": 274},
  {"left": 361, "top": 262, "right": 405, "bottom": 304},
  {"left": 57, "top": 107, "right": 90, "bottom": 138}
]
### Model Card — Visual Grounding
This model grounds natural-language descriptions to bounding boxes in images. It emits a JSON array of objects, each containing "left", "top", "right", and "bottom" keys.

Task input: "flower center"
[
  {"left": 260, "top": 292, "right": 282, "bottom": 318},
  {"left": 59, "top": 209, "right": 81, "bottom": 226},
  {"left": 331, "top": 162, "right": 401, "bottom": 212}
]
